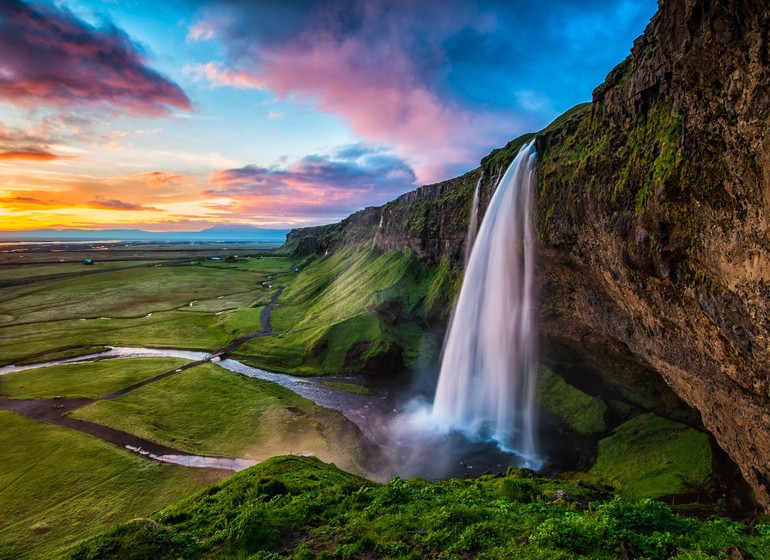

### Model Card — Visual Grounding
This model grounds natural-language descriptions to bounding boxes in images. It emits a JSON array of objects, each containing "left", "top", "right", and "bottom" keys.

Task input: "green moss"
[
  {"left": 537, "top": 365, "right": 607, "bottom": 435},
  {"left": 423, "top": 256, "right": 456, "bottom": 320},
  {"left": 67, "top": 455, "right": 770, "bottom": 560},
  {"left": 586, "top": 414, "right": 712, "bottom": 499}
]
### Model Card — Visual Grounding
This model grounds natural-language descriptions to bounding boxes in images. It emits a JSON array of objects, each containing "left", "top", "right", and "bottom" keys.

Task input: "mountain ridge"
[{"left": 0, "top": 226, "right": 288, "bottom": 243}]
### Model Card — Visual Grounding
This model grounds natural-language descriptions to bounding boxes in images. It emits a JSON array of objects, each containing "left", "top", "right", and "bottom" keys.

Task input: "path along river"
[{"left": 0, "top": 285, "right": 390, "bottom": 472}]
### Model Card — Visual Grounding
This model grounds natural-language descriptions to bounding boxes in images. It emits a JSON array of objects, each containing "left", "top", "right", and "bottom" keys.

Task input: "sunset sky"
[{"left": 0, "top": 0, "right": 657, "bottom": 232}]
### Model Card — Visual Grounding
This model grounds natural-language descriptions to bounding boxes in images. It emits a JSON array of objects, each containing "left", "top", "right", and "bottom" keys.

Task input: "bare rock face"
[{"left": 537, "top": 0, "right": 770, "bottom": 508}]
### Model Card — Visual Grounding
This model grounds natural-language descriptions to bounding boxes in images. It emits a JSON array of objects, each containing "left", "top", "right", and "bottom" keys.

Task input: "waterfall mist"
[{"left": 382, "top": 141, "right": 542, "bottom": 477}]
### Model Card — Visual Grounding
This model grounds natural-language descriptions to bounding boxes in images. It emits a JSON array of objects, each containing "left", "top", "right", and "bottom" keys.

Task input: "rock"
[{"left": 722, "top": 545, "right": 754, "bottom": 559}]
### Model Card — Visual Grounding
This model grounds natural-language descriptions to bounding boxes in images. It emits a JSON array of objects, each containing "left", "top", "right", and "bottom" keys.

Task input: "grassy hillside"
[
  {"left": 233, "top": 247, "right": 456, "bottom": 376},
  {"left": 66, "top": 455, "right": 770, "bottom": 560}
]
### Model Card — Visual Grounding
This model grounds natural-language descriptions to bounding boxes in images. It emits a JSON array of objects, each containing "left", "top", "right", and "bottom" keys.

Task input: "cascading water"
[
  {"left": 431, "top": 140, "right": 540, "bottom": 467},
  {"left": 465, "top": 176, "right": 482, "bottom": 265}
]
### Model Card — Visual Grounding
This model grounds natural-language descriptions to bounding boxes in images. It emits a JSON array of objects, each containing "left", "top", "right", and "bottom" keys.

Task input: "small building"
[{"left": 83, "top": 258, "right": 94, "bottom": 265}]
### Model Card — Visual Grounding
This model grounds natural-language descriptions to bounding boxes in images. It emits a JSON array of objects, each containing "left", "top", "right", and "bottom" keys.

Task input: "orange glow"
[{"left": 0, "top": 149, "right": 69, "bottom": 161}]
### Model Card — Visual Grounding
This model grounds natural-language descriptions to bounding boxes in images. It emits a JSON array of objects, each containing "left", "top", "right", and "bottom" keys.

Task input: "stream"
[{"left": 0, "top": 346, "right": 391, "bottom": 471}]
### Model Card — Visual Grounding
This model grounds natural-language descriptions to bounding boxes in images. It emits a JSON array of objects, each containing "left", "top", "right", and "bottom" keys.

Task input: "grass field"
[
  {"left": 71, "top": 364, "right": 374, "bottom": 472},
  {"left": 0, "top": 254, "right": 293, "bottom": 366},
  {"left": 0, "top": 411, "right": 226, "bottom": 560},
  {"left": 0, "top": 264, "right": 267, "bottom": 325},
  {"left": 0, "top": 312, "right": 232, "bottom": 366},
  {"left": 0, "top": 357, "right": 189, "bottom": 399}
]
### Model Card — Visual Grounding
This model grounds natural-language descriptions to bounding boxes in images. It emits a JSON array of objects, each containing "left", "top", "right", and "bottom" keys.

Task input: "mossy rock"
[
  {"left": 586, "top": 413, "right": 712, "bottom": 499},
  {"left": 537, "top": 364, "right": 608, "bottom": 435}
]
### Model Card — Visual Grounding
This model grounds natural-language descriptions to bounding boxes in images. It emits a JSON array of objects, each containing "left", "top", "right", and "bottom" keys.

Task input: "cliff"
[{"left": 284, "top": 0, "right": 770, "bottom": 508}]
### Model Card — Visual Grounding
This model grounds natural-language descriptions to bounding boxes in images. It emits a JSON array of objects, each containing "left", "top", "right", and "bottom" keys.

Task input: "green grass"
[
  {"left": 201, "top": 256, "right": 295, "bottom": 274},
  {"left": 0, "top": 357, "right": 189, "bottom": 399},
  {"left": 66, "top": 455, "right": 770, "bottom": 560},
  {"left": 0, "top": 264, "right": 265, "bottom": 326},
  {"left": 218, "top": 306, "right": 265, "bottom": 337},
  {"left": 0, "top": 311, "right": 233, "bottom": 367},
  {"left": 537, "top": 365, "right": 608, "bottom": 436},
  {"left": 233, "top": 247, "right": 446, "bottom": 375},
  {"left": 70, "top": 364, "right": 372, "bottom": 471},
  {"left": 0, "top": 257, "right": 299, "bottom": 366},
  {"left": 585, "top": 414, "right": 712, "bottom": 499},
  {"left": 321, "top": 380, "right": 372, "bottom": 395},
  {"left": 0, "top": 261, "right": 155, "bottom": 281},
  {"left": 0, "top": 410, "right": 226, "bottom": 560}
]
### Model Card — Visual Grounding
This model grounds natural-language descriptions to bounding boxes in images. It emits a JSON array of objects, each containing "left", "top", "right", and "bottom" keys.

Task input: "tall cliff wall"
[
  {"left": 284, "top": 0, "right": 770, "bottom": 507},
  {"left": 535, "top": 0, "right": 770, "bottom": 508}
]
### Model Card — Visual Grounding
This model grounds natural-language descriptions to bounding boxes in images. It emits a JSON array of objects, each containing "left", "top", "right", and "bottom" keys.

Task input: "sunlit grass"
[
  {"left": 0, "top": 357, "right": 188, "bottom": 399},
  {"left": 70, "top": 364, "right": 372, "bottom": 471},
  {"left": 67, "top": 455, "right": 770, "bottom": 560},
  {"left": 0, "top": 411, "right": 226, "bottom": 560}
]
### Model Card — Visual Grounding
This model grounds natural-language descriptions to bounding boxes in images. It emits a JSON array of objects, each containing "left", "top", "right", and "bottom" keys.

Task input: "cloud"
[
  {"left": 0, "top": 0, "right": 191, "bottom": 115},
  {"left": 0, "top": 120, "right": 72, "bottom": 162},
  {"left": 0, "top": 148, "right": 70, "bottom": 161},
  {"left": 0, "top": 195, "right": 47, "bottom": 205},
  {"left": 207, "top": 143, "right": 416, "bottom": 221},
  {"left": 184, "top": 62, "right": 264, "bottom": 89},
  {"left": 133, "top": 171, "right": 198, "bottom": 188},
  {"left": 190, "top": 0, "right": 656, "bottom": 181},
  {"left": 88, "top": 198, "right": 160, "bottom": 211}
]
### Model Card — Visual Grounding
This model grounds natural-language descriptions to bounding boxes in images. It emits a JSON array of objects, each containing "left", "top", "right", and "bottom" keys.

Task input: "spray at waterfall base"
[{"left": 380, "top": 142, "right": 545, "bottom": 479}]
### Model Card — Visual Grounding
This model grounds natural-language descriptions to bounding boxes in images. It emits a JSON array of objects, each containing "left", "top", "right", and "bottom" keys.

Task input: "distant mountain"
[{"left": 0, "top": 226, "right": 288, "bottom": 243}]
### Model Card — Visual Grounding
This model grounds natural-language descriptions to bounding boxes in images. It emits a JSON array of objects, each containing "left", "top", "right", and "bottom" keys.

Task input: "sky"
[{"left": 0, "top": 0, "right": 658, "bottom": 232}]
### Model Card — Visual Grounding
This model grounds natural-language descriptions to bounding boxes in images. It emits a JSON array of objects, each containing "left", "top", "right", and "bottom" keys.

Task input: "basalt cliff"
[{"left": 284, "top": 0, "right": 770, "bottom": 509}]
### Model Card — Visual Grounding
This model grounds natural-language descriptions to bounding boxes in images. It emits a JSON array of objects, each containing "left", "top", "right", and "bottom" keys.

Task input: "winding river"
[{"left": 0, "top": 346, "right": 389, "bottom": 471}]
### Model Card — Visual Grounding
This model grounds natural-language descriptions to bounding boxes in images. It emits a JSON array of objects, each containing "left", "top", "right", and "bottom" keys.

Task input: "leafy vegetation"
[
  {"left": 67, "top": 455, "right": 770, "bottom": 560},
  {"left": 0, "top": 411, "right": 225, "bottom": 560}
]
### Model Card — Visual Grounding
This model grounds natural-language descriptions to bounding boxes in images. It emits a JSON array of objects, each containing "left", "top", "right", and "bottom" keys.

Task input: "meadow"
[{"left": 0, "top": 244, "right": 378, "bottom": 558}]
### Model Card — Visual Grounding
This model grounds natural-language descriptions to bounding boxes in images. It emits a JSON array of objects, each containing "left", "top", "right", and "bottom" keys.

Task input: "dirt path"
[{"left": 0, "top": 286, "right": 285, "bottom": 470}]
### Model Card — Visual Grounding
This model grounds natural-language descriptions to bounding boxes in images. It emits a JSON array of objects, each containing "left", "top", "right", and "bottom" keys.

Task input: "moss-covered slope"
[{"left": 66, "top": 455, "right": 770, "bottom": 560}]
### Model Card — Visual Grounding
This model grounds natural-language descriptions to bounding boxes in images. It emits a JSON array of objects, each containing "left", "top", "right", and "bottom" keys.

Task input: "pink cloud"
[
  {"left": 187, "top": 1, "right": 525, "bottom": 182},
  {"left": 0, "top": 0, "right": 191, "bottom": 115},
  {"left": 206, "top": 143, "right": 416, "bottom": 221},
  {"left": 184, "top": 63, "right": 264, "bottom": 89},
  {"left": 88, "top": 198, "right": 160, "bottom": 211}
]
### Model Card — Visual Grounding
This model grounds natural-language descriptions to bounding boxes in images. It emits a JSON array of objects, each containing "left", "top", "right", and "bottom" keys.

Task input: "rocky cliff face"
[
  {"left": 535, "top": 0, "right": 770, "bottom": 509},
  {"left": 285, "top": 0, "right": 770, "bottom": 508}
]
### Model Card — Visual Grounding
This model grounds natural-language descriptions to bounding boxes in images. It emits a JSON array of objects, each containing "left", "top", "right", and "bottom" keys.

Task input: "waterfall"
[
  {"left": 431, "top": 140, "right": 539, "bottom": 466},
  {"left": 465, "top": 176, "right": 482, "bottom": 265}
]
